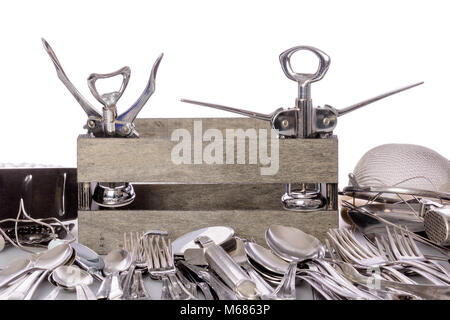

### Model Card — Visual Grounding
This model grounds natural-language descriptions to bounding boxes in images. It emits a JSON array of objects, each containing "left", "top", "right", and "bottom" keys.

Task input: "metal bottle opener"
[
  {"left": 182, "top": 46, "right": 422, "bottom": 139},
  {"left": 42, "top": 38, "right": 163, "bottom": 138},
  {"left": 42, "top": 39, "right": 164, "bottom": 208},
  {"left": 181, "top": 46, "right": 423, "bottom": 211}
]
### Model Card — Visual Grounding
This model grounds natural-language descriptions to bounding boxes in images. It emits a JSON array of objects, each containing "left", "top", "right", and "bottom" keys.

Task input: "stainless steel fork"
[
  {"left": 327, "top": 228, "right": 387, "bottom": 266},
  {"left": 122, "top": 231, "right": 151, "bottom": 300},
  {"left": 377, "top": 226, "right": 450, "bottom": 285},
  {"left": 328, "top": 228, "right": 450, "bottom": 286},
  {"left": 145, "top": 231, "right": 197, "bottom": 300}
]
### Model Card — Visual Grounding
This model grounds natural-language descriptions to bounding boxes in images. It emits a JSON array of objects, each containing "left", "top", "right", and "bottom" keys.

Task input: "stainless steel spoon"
[
  {"left": 244, "top": 242, "right": 289, "bottom": 275},
  {"left": 0, "top": 243, "right": 73, "bottom": 288},
  {"left": 48, "top": 265, "right": 96, "bottom": 300},
  {"left": 70, "top": 242, "right": 105, "bottom": 281},
  {"left": 264, "top": 225, "right": 325, "bottom": 300},
  {"left": 265, "top": 225, "right": 326, "bottom": 262},
  {"left": 228, "top": 238, "right": 274, "bottom": 297},
  {"left": 49, "top": 239, "right": 105, "bottom": 280},
  {"left": 96, "top": 248, "right": 132, "bottom": 300}
]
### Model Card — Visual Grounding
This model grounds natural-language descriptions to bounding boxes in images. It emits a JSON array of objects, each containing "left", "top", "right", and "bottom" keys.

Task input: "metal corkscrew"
[
  {"left": 181, "top": 45, "right": 423, "bottom": 212},
  {"left": 42, "top": 38, "right": 163, "bottom": 138},
  {"left": 42, "top": 38, "right": 164, "bottom": 208},
  {"left": 181, "top": 46, "right": 422, "bottom": 139}
]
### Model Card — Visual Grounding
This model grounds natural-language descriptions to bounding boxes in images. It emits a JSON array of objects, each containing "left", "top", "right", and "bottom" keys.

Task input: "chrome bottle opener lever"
[
  {"left": 182, "top": 45, "right": 423, "bottom": 212},
  {"left": 182, "top": 46, "right": 423, "bottom": 138},
  {"left": 42, "top": 39, "right": 163, "bottom": 208},
  {"left": 42, "top": 38, "right": 163, "bottom": 138}
]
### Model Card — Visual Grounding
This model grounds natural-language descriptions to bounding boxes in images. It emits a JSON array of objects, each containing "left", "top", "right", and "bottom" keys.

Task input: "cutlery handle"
[
  {"left": 96, "top": 274, "right": 111, "bottom": 300},
  {"left": 243, "top": 265, "right": 273, "bottom": 296},
  {"left": 76, "top": 285, "right": 87, "bottom": 300},
  {"left": 108, "top": 272, "right": 123, "bottom": 300},
  {"left": 24, "top": 270, "right": 50, "bottom": 300},
  {"left": 81, "top": 284, "right": 97, "bottom": 300},
  {"left": 0, "top": 267, "right": 30, "bottom": 288},
  {"left": 7, "top": 270, "right": 43, "bottom": 300},
  {"left": 121, "top": 264, "right": 136, "bottom": 300},
  {"left": 197, "top": 236, "right": 258, "bottom": 300},
  {"left": 44, "top": 286, "right": 61, "bottom": 300},
  {"left": 197, "top": 282, "right": 214, "bottom": 300}
]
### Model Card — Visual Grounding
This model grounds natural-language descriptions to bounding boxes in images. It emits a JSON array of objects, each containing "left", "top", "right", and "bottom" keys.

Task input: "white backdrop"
[{"left": 0, "top": 0, "right": 448, "bottom": 187}]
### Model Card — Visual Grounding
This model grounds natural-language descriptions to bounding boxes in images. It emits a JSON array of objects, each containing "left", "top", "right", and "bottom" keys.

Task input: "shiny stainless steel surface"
[
  {"left": 122, "top": 231, "right": 151, "bottom": 300},
  {"left": 244, "top": 241, "right": 289, "bottom": 275},
  {"left": 265, "top": 225, "right": 325, "bottom": 261},
  {"left": 196, "top": 236, "right": 258, "bottom": 300},
  {"left": 182, "top": 46, "right": 422, "bottom": 138},
  {"left": 229, "top": 238, "right": 274, "bottom": 296},
  {"left": 343, "top": 144, "right": 450, "bottom": 202},
  {"left": 97, "top": 248, "right": 132, "bottom": 300},
  {"left": 0, "top": 243, "right": 72, "bottom": 288},
  {"left": 425, "top": 206, "right": 450, "bottom": 245},
  {"left": 335, "top": 260, "right": 450, "bottom": 300},
  {"left": 146, "top": 231, "right": 196, "bottom": 300},
  {"left": 42, "top": 38, "right": 163, "bottom": 138},
  {"left": 342, "top": 200, "right": 450, "bottom": 257},
  {"left": 92, "top": 182, "right": 136, "bottom": 208},
  {"left": 172, "top": 226, "right": 235, "bottom": 256},
  {"left": 50, "top": 265, "right": 96, "bottom": 300},
  {"left": 182, "top": 46, "right": 422, "bottom": 212}
]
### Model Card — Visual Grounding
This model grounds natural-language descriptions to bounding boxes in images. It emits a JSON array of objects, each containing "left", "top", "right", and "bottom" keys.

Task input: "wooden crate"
[{"left": 77, "top": 118, "right": 338, "bottom": 254}]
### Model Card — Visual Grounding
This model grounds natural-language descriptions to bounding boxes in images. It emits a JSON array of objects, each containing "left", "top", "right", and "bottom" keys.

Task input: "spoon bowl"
[
  {"left": 103, "top": 249, "right": 132, "bottom": 275},
  {"left": 51, "top": 265, "right": 93, "bottom": 288},
  {"left": 244, "top": 241, "right": 289, "bottom": 275},
  {"left": 265, "top": 225, "right": 325, "bottom": 262}
]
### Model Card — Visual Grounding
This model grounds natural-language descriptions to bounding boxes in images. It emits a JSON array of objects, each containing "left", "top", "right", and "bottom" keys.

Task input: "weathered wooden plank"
[
  {"left": 116, "top": 183, "right": 288, "bottom": 211},
  {"left": 78, "top": 209, "right": 338, "bottom": 254},
  {"left": 78, "top": 118, "right": 338, "bottom": 183}
]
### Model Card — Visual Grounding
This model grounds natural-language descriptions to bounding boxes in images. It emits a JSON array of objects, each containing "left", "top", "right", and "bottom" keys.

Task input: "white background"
[{"left": 0, "top": 0, "right": 448, "bottom": 187}]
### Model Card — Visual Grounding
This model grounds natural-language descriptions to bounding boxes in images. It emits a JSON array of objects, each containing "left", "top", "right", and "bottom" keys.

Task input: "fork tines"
[
  {"left": 144, "top": 232, "right": 175, "bottom": 277},
  {"left": 123, "top": 231, "right": 147, "bottom": 267}
]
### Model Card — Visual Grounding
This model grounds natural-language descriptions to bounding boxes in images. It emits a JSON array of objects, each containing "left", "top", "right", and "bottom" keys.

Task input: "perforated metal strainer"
[{"left": 343, "top": 144, "right": 450, "bottom": 202}]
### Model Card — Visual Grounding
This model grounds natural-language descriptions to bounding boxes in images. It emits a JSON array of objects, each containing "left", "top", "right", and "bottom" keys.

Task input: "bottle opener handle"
[
  {"left": 87, "top": 67, "right": 131, "bottom": 108},
  {"left": 279, "top": 46, "right": 330, "bottom": 100}
]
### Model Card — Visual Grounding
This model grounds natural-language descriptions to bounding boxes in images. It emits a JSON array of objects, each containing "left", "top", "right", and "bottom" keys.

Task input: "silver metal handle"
[
  {"left": 196, "top": 236, "right": 258, "bottom": 300},
  {"left": 335, "top": 82, "right": 424, "bottom": 117},
  {"left": 87, "top": 67, "right": 131, "bottom": 108},
  {"left": 44, "top": 286, "right": 61, "bottom": 300},
  {"left": 24, "top": 270, "right": 50, "bottom": 300},
  {"left": 117, "top": 53, "right": 164, "bottom": 124},
  {"left": 108, "top": 272, "right": 123, "bottom": 300},
  {"left": 42, "top": 38, "right": 101, "bottom": 119},
  {"left": 80, "top": 284, "right": 97, "bottom": 300},
  {"left": 180, "top": 99, "right": 274, "bottom": 121},
  {"left": 279, "top": 46, "right": 330, "bottom": 100}
]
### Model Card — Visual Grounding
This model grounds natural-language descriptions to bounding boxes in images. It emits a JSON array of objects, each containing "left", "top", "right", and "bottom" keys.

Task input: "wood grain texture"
[
  {"left": 78, "top": 118, "right": 338, "bottom": 183},
  {"left": 117, "top": 183, "right": 288, "bottom": 210},
  {"left": 78, "top": 209, "right": 338, "bottom": 254}
]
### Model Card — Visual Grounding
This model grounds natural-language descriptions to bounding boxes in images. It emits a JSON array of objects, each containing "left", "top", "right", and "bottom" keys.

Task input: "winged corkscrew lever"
[
  {"left": 42, "top": 38, "right": 163, "bottom": 138},
  {"left": 181, "top": 46, "right": 423, "bottom": 138}
]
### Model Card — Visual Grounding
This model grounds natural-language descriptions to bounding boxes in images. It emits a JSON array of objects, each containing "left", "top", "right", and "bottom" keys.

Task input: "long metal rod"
[
  {"left": 337, "top": 82, "right": 424, "bottom": 116},
  {"left": 180, "top": 99, "right": 273, "bottom": 121}
]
